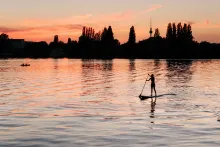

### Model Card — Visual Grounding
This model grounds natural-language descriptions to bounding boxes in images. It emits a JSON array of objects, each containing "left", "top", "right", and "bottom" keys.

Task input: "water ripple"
[{"left": 1, "top": 59, "right": 220, "bottom": 147}]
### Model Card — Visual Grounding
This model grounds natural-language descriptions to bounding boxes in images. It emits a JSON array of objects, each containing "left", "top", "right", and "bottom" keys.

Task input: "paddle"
[{"left": 139, "top": 74, "right": 151, "bottom": 97}]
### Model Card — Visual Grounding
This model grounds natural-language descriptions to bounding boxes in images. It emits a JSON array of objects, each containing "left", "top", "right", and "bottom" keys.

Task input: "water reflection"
[
  {"left": 166, "top": 60, "right": 193, "bottom": 84},
  {"left": 1, "top": 59, "right": 220, "bottom": 147},
  {"left": 53, "top": 59, "right": 59, "bottom": 69},
  {"left": 128, "top": 59, "right": 136, "bottom": 84},
  {"left": 150, "top": 98, "right": 157, "bottom": 117},
  {"left": 81, "top": 59, "right": 99, "bottom": 96},
  {"left": 153, "top": 59, "right": 162, "bottom": 79},
  {"left": 103, "top": 60, "right": 113, "bottom": 71},
  {"left": 81, "top": 60, "right": 114, "bottom": 97},
  {"left": 149, "top": 97, "right": 157, "bottom": 124},
  {"left": 101, "top": 60, "right": 114, "bottom": 97},
  {"left": 152, "top": 59, "right": 163, "bottom": 79},
  {"left": 154, "top": 59, "right": 161, "bottom": 68},
  {"left": 129, "top": 59, "right": 135, "bottom": 71}
]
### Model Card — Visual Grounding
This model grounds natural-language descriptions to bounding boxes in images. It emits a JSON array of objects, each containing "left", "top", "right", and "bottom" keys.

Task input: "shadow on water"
[
  {"left": 80, "top": 59, "right": 113, "bottom": 97},
  {"left": 127, "top": 59, "right": 138, "bottom": 96},
  {"left": 141, "top": 97, "right": 157, "bottom": 124},
  {"left": 153, "top": 59, "right": 163, "bottom": 77},
  {"left": 53, "top": 59, "right": 59, "bottom": 69},
  {"left": 101, "top": 60, "right": 114, "bottom": 96},
  {"left": 128, "top": 59, "right": 136, "bottom": 83},
  {"left": 150, "top": 98, "right": 157, "bottom": 120},
  {"left": 81, "top": 59, "right": 99, "bottom": 96},
  {"left": 166, "top": 60, "right": 194, "bottom": 84},
  {"left": 81, "top": 59, "right": 113, "bottom": 71},
  {"left": 154, "top": 59, "right": 161, "bottom": 69},
  {"left": 129, "top": 59, "right": 136, "bottom": 71},
  {"left": 0, "top": 60, "right": 10, "bottom": 72}
]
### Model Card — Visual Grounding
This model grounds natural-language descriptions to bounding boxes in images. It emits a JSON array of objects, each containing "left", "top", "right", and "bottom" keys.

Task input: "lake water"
[{"left": 0, "top": 59, "right": 220, "bottom": 147}]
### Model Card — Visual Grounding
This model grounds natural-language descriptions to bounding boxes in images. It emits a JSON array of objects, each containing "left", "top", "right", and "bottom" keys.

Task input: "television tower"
[{"left": 149, "top": 17, "right": 153, "bottom": 38}]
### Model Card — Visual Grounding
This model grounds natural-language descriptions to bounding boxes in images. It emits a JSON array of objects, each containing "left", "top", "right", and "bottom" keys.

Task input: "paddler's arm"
[
  {"left": 146, "top": 78, "right": 151, "bottom": 81},
  {"left": 146, "top": 74, "right": 151, "bottom": 81}
]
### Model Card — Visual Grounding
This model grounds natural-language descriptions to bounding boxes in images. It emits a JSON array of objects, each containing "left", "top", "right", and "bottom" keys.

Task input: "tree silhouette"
[
  {"left": 0, "top": 33, "right": 9, "bottom": 41},
  {"left": 0, "top": 33, "right": 10, "bottom": 54},
  {"left": 54, "top": 35, "right": 59, "bottom": 44},
  {"left": 68, "top": 38, "right": 72, "bottom": 44},
  {"left": 172, "top": 23, "right": 177, "bottom": 40},
  {"left": 177, "top": 23, "right": 183, "bottom": 40},
  {"left": 128, "top": 26, "right": 136, "bottom": 44},
  {"left": 101, "top": 27, "right": 108, "bottom": 43},
  {"left": 183, "top": 23, "right": 188, "bottom": 41},
  {"left": 82, "top": 26, "right": 86, "bottom": 37},
  {"left": 154, "top": 28, "right": 161, "bottom": 38},
  {"left": 94, "top": 31, "right": 101, "bottom": 41},
  {"left": 1, "top": 23, "right": 219, "bottom": 59},
  {"left": 79, "top": 26, "right": 100, "bottom": 43},
  {"left": 101, "top": 26, "right": 115, "bottom": 45},
  {"left": 166, "top": 23, "right": 172, "bottom": 40},
  {"left": 107, "top": 26, "right": 114, "bottom": 43},
  {"left": 187, "top": 24, "right": 193, "bottom": 41}
]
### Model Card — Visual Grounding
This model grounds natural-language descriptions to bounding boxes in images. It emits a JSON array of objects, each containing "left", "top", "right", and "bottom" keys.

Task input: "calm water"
[{"left": 1, "top": 59, "right": 220, "bottom": 147}]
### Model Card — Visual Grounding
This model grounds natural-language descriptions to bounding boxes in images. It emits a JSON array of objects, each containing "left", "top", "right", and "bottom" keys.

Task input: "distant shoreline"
[
  {"left": 1, "top": 57, "right": 220, "bottom": 60},
  {"left": 1, "top": 23, "right": 220, "bottom": 59}
]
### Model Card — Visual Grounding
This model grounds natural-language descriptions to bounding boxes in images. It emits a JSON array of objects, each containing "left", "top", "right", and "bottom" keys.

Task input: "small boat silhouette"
[{"left": 20, "top": 63, "right": 30, "bottom": 67}]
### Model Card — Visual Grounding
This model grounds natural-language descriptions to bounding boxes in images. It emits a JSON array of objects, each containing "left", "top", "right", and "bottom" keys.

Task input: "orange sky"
[{"left": 0, "top": 0, "right": 220, "bottom": 43}]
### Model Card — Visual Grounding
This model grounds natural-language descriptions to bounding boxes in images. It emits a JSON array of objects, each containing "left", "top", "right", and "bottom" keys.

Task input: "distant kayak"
[{"left": 20, "top": 63, "right": 30, "bottom": 67}]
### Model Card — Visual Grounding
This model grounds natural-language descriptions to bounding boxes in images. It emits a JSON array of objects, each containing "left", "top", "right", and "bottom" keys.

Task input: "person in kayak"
[{"left": 146, "top": 74, "right": 157, "bottom": 96}]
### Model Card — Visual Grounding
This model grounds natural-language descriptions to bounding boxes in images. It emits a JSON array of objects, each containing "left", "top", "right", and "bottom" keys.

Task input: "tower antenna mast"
[{"left": 149, "top": 17, "right": 153, "bottom": 38}]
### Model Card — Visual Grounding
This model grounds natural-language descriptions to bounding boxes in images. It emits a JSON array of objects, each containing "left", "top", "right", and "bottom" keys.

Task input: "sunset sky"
[{"left": 0, "top": 0, "right": 219, "bottom": 43}]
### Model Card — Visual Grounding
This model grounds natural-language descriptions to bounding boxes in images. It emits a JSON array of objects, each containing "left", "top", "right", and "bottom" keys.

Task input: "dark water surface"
[{"left": 1, "top": 59, "right": 220, "bottom": 147}]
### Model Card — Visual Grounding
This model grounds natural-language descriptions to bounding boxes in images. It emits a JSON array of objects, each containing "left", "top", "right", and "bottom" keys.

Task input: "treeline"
[
  {"left": 122, "top": 23, "right": 219, "bottom": 58},
  {"left": 0, "top": 22, "right": 220, "bottom": 59},
  {"left": 77, "top": 26, "right": 120, "bottom": 58}
]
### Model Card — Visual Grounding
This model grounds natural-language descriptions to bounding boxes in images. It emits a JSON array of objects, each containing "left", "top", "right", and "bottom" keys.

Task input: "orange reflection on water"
[
  {"left": 192, "top": 60, "right": 220, "bottom": 89},
  {"left": 20, "top": 58, "right": 82, "bottom": 73}
]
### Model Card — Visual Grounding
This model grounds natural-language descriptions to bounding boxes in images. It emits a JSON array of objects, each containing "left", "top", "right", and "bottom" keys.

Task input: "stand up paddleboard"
[{"left": 139, "top": 94, "right": 176, "bottom": 100}]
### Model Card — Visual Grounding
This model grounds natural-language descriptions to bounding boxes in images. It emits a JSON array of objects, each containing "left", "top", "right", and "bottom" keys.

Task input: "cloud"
[
  {"left": 0, "top": 27, "right": 21, "bottom": 33},
  {"left": 138, "top": 4, "right": 164, "bottom": 15},
  {"left": 192, "top": 20, "right": 220, "bottom": 29},
  {"left": 0, "top": 24, "right": 83, "bottom": 33},
  {"left": 19, "top": 4, "right": 163, "bottom": 27},
  {"left": 1, "top": 4, "right": 164, "bottom": 42},
  {"left": 205, "top": 20, "right": 209, "bottom": 25},
  {"left": 92, "top": 11, "right": 135, "bottom": 25},
  {"left": 75, "top": 14, "right": 93, "bottom": 19},
  {"left": 176, "top": 20, "right": 220, "bottom": 29},
  {"left": 20, "top": 14, "right": 93, "bottom": 27},
  {"left": 95, "top": 4, "right": 164, "bottom": 23},
  {"left": 0, "top": 24, "right": 84, "bottom": 42},
  {"left": 185, "top": 21, "right": 196, "bottom": 25}
]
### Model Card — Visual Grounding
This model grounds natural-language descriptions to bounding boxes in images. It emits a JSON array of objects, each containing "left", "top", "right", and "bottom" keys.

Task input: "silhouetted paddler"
[{"left": 146, "top": 74, "right": 157, "bottom": 96}]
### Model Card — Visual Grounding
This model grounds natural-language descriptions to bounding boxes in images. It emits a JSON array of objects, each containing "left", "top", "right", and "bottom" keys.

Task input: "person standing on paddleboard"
[{"left": 147, "top": 74, "right": 157, "bottom": 96}]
